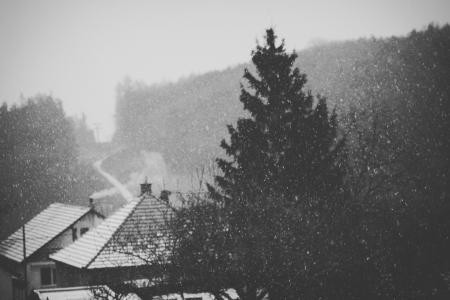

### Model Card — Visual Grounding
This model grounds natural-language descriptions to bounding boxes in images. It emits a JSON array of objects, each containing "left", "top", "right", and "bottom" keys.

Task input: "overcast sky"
[{"left": 1, "top": 0, "right": 449, "bottom": 141}]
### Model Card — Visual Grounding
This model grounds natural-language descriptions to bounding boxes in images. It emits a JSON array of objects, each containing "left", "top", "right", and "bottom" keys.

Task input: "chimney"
[
  {"left": 140, "top": 179, "right": 152, "bottom": 196},
  {"left": 160, "top": 190, "right": 171, "bottom": 202},
  {"left": 88, "top": 197, "right": 94, "bottom": 208}
]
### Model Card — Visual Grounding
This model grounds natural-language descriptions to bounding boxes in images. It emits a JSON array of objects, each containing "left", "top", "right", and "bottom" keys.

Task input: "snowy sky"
[{"left": 1, "top": 0, "right": 449, "bottom": 141}]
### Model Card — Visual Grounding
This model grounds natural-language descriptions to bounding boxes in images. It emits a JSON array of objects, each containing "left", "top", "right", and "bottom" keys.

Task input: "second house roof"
[{"left": 50, "top": 195, "right": 171, "bottom": 269}]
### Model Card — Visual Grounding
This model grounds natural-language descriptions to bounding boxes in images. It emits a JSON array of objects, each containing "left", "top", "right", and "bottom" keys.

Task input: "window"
[
  {"left": 80, "top": 227, "right": 89, "bottom": 236},
  {"left": 40, "top": 267, "right": 56, "bottom": 286},
  {"left": 72, "top": 227, "right": 77, "bottom": 241}
]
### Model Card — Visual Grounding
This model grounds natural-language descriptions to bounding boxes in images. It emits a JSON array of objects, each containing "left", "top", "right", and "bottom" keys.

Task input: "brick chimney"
[
  {"left": 140, "top": 179, "right": 152, "bottom": 196},
  {"left": 160, "top": 190, "right": 171, "bottom": 202}
]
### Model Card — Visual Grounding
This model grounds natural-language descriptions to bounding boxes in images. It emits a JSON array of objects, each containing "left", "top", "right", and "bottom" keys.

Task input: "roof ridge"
[
  {"left": 84, "top": 197, "right": 145, "bottom": 269},
  {"left": 50, "top": 202, "right": 90, "bottom": 209}
]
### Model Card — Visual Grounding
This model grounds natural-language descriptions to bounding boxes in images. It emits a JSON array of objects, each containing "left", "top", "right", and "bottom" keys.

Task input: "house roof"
[
  {"left": 50, "top": 195, "right": 171, "bottom": 269},
  {"left": 33, "top": 285, "right": 141, "bottom": 300},
  {"left": 0, "top": 203, "right": 93, "bottom": 263}
]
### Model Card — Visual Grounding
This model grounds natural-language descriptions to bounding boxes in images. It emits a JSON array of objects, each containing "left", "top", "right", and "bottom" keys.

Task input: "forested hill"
[
  {"left": 0, "top": 96, "right": 109, "bottom": 239},
  {"left": 114, "top": 24, "right": 450, "bottom": 175}
]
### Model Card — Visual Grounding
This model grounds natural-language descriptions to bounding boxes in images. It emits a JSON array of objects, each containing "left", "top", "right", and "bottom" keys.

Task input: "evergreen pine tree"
[
  {"left": 215, "top": 28, "right": 343, "bottom": 207},
  {"left": 211, "top": 28, "right": 345, "bottom": 299}
]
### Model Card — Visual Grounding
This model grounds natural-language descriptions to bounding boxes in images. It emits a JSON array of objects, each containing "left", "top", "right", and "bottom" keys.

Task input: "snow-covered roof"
[
  {"left": 33, "top": 285, "right": 141, "bottom": 300},
  {"left": 0, "top": 203, "right": 93, "bottom": 263},
  {"left": 50, "top": 195, "right": 172, "bottom": 269}
]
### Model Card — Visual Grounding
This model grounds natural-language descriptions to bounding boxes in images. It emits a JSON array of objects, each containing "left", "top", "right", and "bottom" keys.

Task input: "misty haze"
[{"left": 1, "top": 1, "right": 450, "bottom": 300}]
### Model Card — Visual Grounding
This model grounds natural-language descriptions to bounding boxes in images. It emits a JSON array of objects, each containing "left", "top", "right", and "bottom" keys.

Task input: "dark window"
[
  {"left": 72, "top": 228, "right": 77, "bottom": 241},
  {"left": 40, "top": 267, "right": 51, "bottom": 285},
  {"left": 40, "top": 266, "right": 56, "bottom": 286},
  {"left": 80, "top": 227, "right": 89, "bottom": 236}
]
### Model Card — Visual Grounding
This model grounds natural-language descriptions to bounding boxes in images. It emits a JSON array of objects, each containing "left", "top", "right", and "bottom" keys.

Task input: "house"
[
  {"left": 41, "top": 183, "right": 236, "bottom": 300},
  {"left": 49, "top": 184, "right": 238, "bottom": 300},
  {"left": 0, "top": 203, "right": 104, "bottom": 300},
  {"left": 50, "top": 183, "right": 172, "bottom": 289}
]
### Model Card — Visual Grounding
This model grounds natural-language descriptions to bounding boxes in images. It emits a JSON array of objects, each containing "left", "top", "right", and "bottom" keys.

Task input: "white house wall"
[{"left": 46, "top": 212, "right": 103, "bottom": 251}]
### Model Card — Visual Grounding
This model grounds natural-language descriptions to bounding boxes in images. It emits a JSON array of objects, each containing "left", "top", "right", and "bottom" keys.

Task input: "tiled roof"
[
  {"left": 0, "top": 203, "right": 92, "bottom": 263},
  {"left": 51, "top": 196, "right": 171, "bottom": 269}
]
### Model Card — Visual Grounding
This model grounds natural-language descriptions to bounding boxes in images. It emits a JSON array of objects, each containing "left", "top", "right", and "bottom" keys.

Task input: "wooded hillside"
[
  {"left": 0, "top": 96, "right": 108, "bottom": 239},
  {"left": 113, "top": 24, "right": 450, "bottom": 177}
]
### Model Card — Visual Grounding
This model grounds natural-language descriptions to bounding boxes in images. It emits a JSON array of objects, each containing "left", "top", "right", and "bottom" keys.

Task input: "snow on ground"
[{"left": 93, "top": 158, "right": 134, "bottom": 202}]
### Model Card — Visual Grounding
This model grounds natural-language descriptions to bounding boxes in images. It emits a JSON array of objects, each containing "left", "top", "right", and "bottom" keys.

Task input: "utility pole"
[{"left": 22, "top": 224, "right": 27, "bottom": 300}]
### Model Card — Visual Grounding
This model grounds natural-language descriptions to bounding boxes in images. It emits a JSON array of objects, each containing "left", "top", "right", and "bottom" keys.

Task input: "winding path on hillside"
[{"left": 93, "top": 157, "right": 135, "bottom": 202}]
